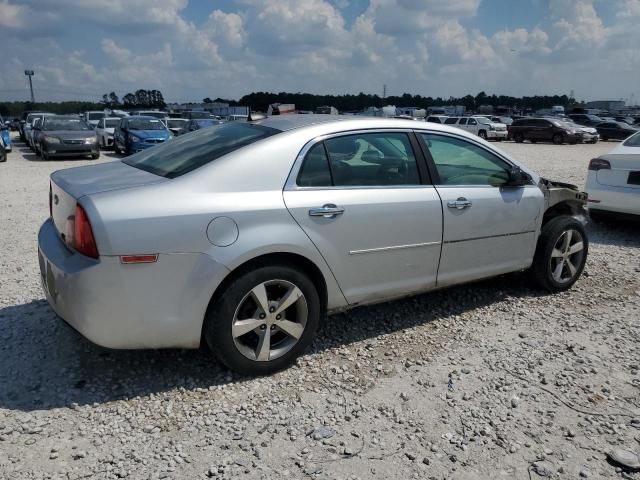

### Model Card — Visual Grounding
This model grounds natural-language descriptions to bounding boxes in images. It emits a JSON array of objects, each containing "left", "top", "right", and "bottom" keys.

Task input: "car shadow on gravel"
[
  {"left": 0, "top": 273, "right": 543, "bottom": 412},
  {"left": 587, "top": 220, "right": 640, "bottom": 248}
]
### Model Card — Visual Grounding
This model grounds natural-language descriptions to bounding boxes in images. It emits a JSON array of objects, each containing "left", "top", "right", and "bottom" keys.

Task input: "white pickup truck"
[{"left": 445, "top": 116, "right": 508, "bottom": 141}]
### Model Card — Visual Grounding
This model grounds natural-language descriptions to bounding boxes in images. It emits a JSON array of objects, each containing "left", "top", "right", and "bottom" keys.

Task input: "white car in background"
[
  {"left": 83, "top": 111, "right": 107, "bottom": 129},
  {"left": 585, "top": 131, "right": 640, "bottom": 219},
  {"left": 447, "top": 116, "right": 508, "bottom": 141},
  {"left": 95, "top": 117, "right": 121, "bottom": 149}
]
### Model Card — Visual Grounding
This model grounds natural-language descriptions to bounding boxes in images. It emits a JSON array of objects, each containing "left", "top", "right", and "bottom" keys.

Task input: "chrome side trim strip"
[
  {"left": 349, "top": 241, "right": 441, "bottom": 255},
  {"left": 444, "top": 230, "right": 536, "bottom": 245}
]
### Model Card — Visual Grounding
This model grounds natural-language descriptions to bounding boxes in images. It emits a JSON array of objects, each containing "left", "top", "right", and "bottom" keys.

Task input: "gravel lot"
[{"left": 1, "top": 135, "right": 638, "bottom": 480}]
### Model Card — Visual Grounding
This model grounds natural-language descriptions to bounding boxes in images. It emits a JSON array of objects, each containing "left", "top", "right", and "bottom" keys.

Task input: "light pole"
[{"left": 24, "top": 70, "right": 35, "bottom": 103}]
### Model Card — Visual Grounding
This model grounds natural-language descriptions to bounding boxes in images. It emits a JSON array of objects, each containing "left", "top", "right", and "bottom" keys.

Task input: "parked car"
[
  {"left": 38, "top": 116, "right": 99, "bottom": 160},
  {"left": 185, "top": 118, "right": 226, "bottom": 133},
  {"left": 166, "top": 118, "right": 189, "bottom": 136},
  {"left": 0, "top": 115, "right": 12, "bottom": 152},
  {"left": 0, "top": 131, "right": 6, "bottom": 162},
  {"left": 594, "top": 121, "right": 638, "bottom": 141},
  {"left": 426, "top": 115, "right": 448, "bottom": 124},
  {"left": 563, "top": 121, "right": 599, "bottom": 144},
  {"left": 9, "top": 118, "right": 20, "bottom": 131},
  {"left": 113, "top": 116, "right": 171, "bottom": 155},
  {"left": 32, "top": 118, "right": 46, "bottom": 154},
  {"left": 83, "top": 111, "right": 107, "bottom": 129},
  {"left": 19, "top": 110, "right": 48, "bottom": 140},
  {"left": 447, "top": 116, "right": 508, "bottom": 141},
  {"left": 134, "top": 110, "right": 169, "bottom": 121},
  {"left": 508, "top": 118, "right": 583, "bottom": 144},
  {"left": 568, "top": 113, "right": 604, "bottom": 127},
  {"left": 25, "top": 113, "right": 55, "bottom": 149},
  {"left": 95, "top": 117, "right": 121, "bottom": 149},
  {"left": 181, "top": 111, "right": 214, "bottom": 120},
  {"left": 585, "top": 132, "right": 640, "bottom": 220},
  {"left": 39, "top": 115, "right": 589, "bottom": 375}
]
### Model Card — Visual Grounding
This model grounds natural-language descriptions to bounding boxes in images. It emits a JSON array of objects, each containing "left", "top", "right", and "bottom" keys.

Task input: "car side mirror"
[{"left": 507, "top": 167, "right": 531, "bottom": 187}]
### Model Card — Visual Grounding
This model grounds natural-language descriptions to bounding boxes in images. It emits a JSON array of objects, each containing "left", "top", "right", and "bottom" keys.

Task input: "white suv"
[{"left": 450, "top": 116, "right": 508, "bottom": 141}]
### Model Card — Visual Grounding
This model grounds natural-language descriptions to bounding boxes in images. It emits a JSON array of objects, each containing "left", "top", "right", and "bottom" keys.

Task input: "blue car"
[
  {"left": 0, "top": 115, "right": 12, "bottom": 152},
  {"left": 113, "top": 116, "right": 171, "bottom": 155}
]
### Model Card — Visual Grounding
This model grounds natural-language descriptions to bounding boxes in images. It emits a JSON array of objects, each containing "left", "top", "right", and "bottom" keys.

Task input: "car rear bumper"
[
  {"left": 38, "top": 218, "right": 230, "bottom": 349},
  {"left": 585, "top": 178, "right": 640, "bottom": 215}
]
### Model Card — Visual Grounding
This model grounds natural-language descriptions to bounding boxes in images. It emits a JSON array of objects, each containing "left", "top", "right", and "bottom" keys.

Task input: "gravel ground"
[{"left": 1, "top": 135, "right": 639, "bottom": 480}]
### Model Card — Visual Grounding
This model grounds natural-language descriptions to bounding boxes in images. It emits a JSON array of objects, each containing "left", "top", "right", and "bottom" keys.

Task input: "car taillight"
[
  {"left": 588, "top": 158, "right": 611, "bottom": 171},
  {"left": 49, "top": 182, "right": 52, "bottom": 218},
  {"left": 74, "top": 204, "right": 99, "bottom": 258}
]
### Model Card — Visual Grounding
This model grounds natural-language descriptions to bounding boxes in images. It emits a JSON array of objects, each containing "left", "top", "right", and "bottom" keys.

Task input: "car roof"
[
  {"left": 253, "top": 114, "right": 358, "bottom": 131},
  {"left": 125, "top": 115, "right": 162, "bottom": 120},
  {"left": 46, "top": 115, "right": 83, "bottom": 120}
]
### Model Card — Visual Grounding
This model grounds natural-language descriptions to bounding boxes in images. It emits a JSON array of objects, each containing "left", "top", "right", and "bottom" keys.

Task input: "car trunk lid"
[
  {"left": 595, "top": 154, "right": 640, "bottom": 189},
  {"left": 50, "top": 161, "right": 167, "bottom": 237}
]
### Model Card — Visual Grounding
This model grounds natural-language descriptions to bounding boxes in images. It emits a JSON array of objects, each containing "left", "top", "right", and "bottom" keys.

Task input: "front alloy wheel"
[
  {"left": 205, "top": 264, "right": 321, "bottom": 375},
  {"left": 531, "top": 215, "right": 588, "bottom": 292}
]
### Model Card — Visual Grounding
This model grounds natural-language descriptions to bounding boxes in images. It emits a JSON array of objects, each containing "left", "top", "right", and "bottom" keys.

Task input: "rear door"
[
  {"left": 284, "top": 130, "right": 443, "bottom": 305},
  {"left": 418, "top": 132, "right": 543, "bottom": 286}
]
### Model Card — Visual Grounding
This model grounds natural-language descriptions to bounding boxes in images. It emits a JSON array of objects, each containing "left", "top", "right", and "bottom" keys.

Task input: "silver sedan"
[{"left": 38, "top": 115, "right": 589, "bottom": 375}]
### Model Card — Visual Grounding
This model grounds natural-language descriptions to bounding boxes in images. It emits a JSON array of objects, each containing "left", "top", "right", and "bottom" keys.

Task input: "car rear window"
[
  {"left": 623, "top": 132, "right": 640, "bottom": 147},
  {"left": 123, "top": 122, "right": 280, "bottom": 178}
]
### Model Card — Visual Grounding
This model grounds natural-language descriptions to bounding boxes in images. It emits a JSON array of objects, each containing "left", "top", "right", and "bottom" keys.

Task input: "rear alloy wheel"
[
  {"left": 205, "top": 265, "right": 321, "bottom": 375},
  {"left": 552, "top": 133, "right": 564, "bottom": 145},
  {"left": 531, "top": 216, "right": 588, "bottom": 292},
  {"left": 513, "top": 132, "right": 524, "bottom": 143},
  {"left": 478, "top": 130, "right": 487, "bottom": 140}
]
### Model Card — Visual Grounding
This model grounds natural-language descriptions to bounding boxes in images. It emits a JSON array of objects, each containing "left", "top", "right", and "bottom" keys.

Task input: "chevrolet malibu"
[{"left": 38, "top": 115, "right": 589, "bottom": 375}]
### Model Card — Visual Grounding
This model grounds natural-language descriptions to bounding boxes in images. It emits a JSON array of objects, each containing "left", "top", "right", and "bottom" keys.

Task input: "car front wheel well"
[
  {"left": 542, "top": 200, "right": 583, "bottom": 227},
  {"left": 202, "top": 252, "right": 328, "bottom": 344}
]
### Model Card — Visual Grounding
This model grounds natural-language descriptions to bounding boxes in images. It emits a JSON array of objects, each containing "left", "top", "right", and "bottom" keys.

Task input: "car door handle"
[
  {"left": 309, "top": 204, "right": 344, "bottom": 218},
  {"left": 447, "top": 197, "right": 472, "bottom": 209}
]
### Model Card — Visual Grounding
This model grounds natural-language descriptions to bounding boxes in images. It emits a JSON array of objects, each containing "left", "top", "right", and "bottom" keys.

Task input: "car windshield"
[
  {"left": 43, "top": 118, "right": 90, "bottom": 131},
  {"left": 139, "top": 112, "right": 167, "bottom": 119},
  {"left": 104, "top": 119, "right": 120, "bottom": 128},
  {"left": 124, "top": 123, "right": 279, "bottom": 178},
  {"left": 476, "top": 117, "right": 491, "bottom": 124},
  {"left": 622, "top": 132, "right": 640, "bottom": 146},
  {"left": 167, "top": 119, "right": 187, "bottom": 128},
  {"left": 128, "top": 119, "right": 166, "bottom": 130},
  {"left": 88, "top": 112, "right": 106, "bottom": 121},
  {"left": 586, "top": 115, "right": 603, "bottom": 122}
]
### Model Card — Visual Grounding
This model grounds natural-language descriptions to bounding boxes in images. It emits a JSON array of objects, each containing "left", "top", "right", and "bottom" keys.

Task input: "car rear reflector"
[
  {"left": 74, "top": 204, "right": 99, "bottom": 259},
  {"left": 588, "top": 158, "right": 611, "bottom": 171},
  {"left": 120, "top": 254, "right": 158, "bottom": 264}
]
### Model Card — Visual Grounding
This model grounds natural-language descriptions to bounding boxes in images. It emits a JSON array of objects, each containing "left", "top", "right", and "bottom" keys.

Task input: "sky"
[{"left": 0, "top": 0, "right": 639, "bottom": 104}]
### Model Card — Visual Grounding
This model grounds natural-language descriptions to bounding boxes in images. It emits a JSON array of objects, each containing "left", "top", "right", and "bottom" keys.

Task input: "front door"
[
  {"left": 418, "top": 132, "right": 544, "bottom": 287},
  {"left": 284, "top": 131, "right": 443, "bottom": 305}
]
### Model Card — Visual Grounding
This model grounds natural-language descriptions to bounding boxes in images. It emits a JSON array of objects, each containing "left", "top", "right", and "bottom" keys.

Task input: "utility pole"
[
  {"left": 24, "top": 70, "right": 35, "bottom": 103},
  {"left": 383, "top": 84, "right": 387, "bottom": 101}
]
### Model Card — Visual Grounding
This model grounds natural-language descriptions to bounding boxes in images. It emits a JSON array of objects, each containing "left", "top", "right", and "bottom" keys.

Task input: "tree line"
[
  {"left": 0, "top": 89, "right": 579, "bottom": 118},
  {"left": 235, "top": 91, "right": 578, "bottom": 113}
]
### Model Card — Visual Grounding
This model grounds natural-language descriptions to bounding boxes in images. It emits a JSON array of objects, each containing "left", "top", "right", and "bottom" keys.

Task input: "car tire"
[
  {"left": 552, "top": 133, "right": 564, "bottom": 145},
  {"left": 478, "top": 130, "right": 487, "bottom": 140},
  {"left": 91, "top": 153, "right": 100, "bottom": 160},
  {"left": 114, "top": 142, "right": 121, "bottom": 154},
  {"left": 513, "top": 133, "right": 524, "bottom": 143},
  {"left": 530, "top": 139, "right": 537, "bottom": 144},
  {"left": 602, "top": 136, "right": 608, "bottom": 142},
  {"left": 531, "top": 215, "right": 588, "bottom": 292},
  {"left": 41, "top": 147, "right": 49, "bottom": 161},
  {"left": 204, "top": 264, "right": 322, "bottom": 376}
]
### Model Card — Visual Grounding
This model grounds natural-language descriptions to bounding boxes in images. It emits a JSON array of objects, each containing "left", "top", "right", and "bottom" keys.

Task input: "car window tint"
[
  {"left": 458, "top": 118, "right": 467, "bottom": 125},
  {"left": 324, "top": 133, "right": 420, "bottom": 187},
  {"left": 422, "top": 134, "right": 511, "bottom": 187},
  {"left": 297, "top": 143, "right": 332, "bottom": 187},
  {"left": 468, "top": 118, "right": 477, "bottom": 125},
  {"left": 444, "top": 118, "right": 459, "bottom": 124},
  {"left": 123, "top": 123, "right": 279, "bottom": 178}
]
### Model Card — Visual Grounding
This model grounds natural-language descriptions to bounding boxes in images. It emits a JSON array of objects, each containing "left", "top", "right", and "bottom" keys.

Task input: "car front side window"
[{"left": 422, "top": 133, "right": 511, "bottom": 187}]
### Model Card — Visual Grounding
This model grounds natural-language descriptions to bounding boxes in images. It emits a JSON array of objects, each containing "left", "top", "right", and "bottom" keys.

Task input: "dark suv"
[{"left": 507, "top": 118, "right": 582, "bottom": 145}]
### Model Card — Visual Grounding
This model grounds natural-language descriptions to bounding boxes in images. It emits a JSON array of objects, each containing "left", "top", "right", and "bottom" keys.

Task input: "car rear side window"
[
  {"left": 444, "top": 117, "right": 459, "bottom": 125},
  {"left": 123, "top": 123, "right": 279, "bottom": 178},
  {"left": 297, "top": 133, "right": 421, "bottom": 187},
  {"left": 458, "top": 118, "right": 467, "bottom": 125}
]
